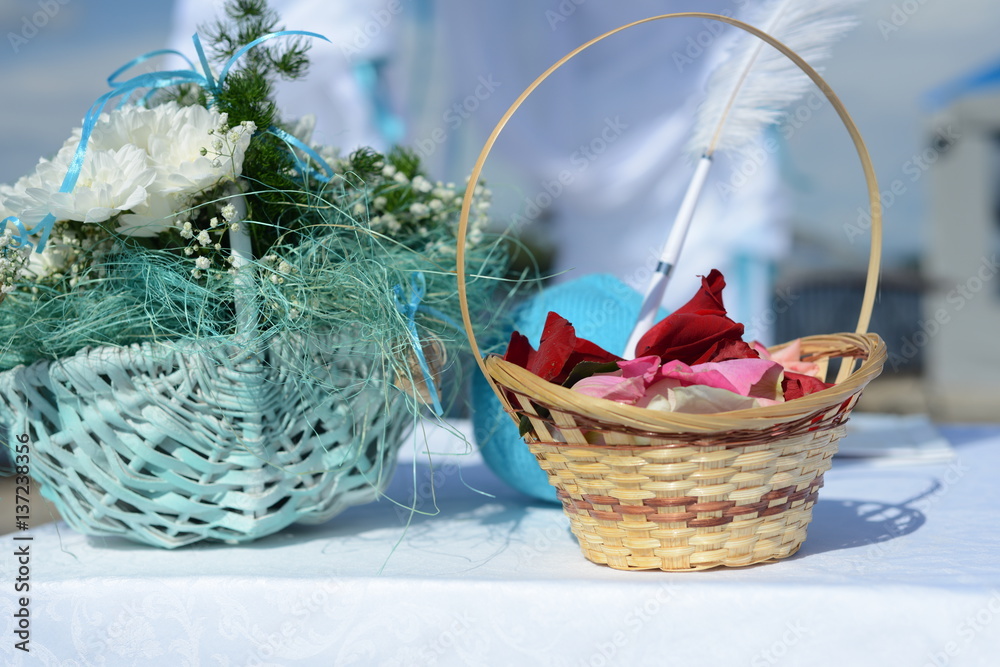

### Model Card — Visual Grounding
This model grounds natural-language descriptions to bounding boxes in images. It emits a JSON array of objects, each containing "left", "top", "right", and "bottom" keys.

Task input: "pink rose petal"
[
  {"left": 657, "top": 358, "right": 784, "bottom": 399},
  {"left": 752, "top": 339, "right": 822, "bottom": 378},
  {"left": 617, "top": 356, "right": 662, "bottom": 380},
  {"left": 571, "top": 373, "right": 648, "bottom": 403}
]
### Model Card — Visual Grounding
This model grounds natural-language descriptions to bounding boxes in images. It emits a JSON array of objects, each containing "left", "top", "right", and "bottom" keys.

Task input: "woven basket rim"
[{"left": 487, "top": 332, "right": 886, "bottom": 435}]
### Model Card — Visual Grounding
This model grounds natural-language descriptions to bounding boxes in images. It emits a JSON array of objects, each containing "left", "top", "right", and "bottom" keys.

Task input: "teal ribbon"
[
  {"left": 394, "top": 272, "right": 462, "bottom": 417},
  {"left": 3, "top": 29, "right": 331, "bottom": 254},
  {"left": 267, "top": 126, "right": 337, "bottom": 183}
]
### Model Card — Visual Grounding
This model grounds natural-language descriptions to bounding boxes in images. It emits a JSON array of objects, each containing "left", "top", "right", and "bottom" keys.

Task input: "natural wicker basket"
[{"left": 456, "top": 13, "right": 887, "bottom": 571}]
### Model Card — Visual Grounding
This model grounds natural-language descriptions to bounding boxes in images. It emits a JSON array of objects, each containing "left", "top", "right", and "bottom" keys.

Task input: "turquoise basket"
[{"left": 0, "top": 331, "right": 410, "bottom": 548}]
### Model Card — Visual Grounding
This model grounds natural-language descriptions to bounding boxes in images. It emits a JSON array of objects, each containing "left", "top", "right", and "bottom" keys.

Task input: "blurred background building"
[{"left": 1, "top": 0, "right": 999, "bottom": 420}]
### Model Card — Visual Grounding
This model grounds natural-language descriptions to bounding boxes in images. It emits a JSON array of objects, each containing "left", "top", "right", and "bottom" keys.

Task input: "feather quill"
[
  {"left": 690, "top": 0, "right": 863, "bottom": 158},
  {"left": 624, "top": 1, "right": 861, "bottom": 357}
]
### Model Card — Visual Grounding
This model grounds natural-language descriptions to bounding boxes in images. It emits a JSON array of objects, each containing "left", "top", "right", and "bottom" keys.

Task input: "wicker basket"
[
  {"left": 0, "top": 331, "right": 410, "bottom": 548},
  {"left": 456, "top": 13, "right": 887, "bottom": 571},
  {"left": 0, "top": 198, "right": 421, "bottom": 548}
]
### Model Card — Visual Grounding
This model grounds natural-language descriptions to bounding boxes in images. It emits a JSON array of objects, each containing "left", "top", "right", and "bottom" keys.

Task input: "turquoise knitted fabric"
[{"left": 471, "top": 274, "right": 666, "bottom": 502}]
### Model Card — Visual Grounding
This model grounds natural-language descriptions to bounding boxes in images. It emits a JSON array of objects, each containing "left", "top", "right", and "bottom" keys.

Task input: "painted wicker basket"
[
  {"left": 0, "top": 199, "right": 418, "bottom": 548},
  {"left": 456, "top": 13, "right": 887, "bottom": 571}
]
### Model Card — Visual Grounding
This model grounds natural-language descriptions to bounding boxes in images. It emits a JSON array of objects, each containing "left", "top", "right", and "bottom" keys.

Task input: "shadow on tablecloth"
[{"left": 799, "top": 481, "right": 937, "bottom": 557}]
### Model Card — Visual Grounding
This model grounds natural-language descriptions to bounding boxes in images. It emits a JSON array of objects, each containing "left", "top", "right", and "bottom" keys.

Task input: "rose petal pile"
[{"left": 501, "top": 269, "right": 833, "bottom": 414}]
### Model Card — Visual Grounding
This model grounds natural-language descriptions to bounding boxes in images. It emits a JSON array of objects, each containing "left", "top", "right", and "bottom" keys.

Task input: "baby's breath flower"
[
  {"left": 197, "top": 230, "right": 211, "bottom": 246},
  {"left": 195, "top": 256, "right": 210, "bottom": 270},
  {"left": 373, "top": 196, "right": 387, "bottom": 209},
  {"left": 184, "top": 247, "right": 195, "bottom": 256},
  {"left": 220, "top": 203, "right": 237, "bottom": 221},
  {"left": 409, "top": 202, "right": 430, "bottom": 217},
  {"left": 411, "top": 175, "right": 433, "bottom": 193},
  {"left": 278, "top": 261, "right": 292, "bottom": 274},
  {"left": 209, "top": 217, "right": 221, "bottom": 228},
  {"left": 229, "top": 222, "right": 240, "bottom": 232},
  {"left": 392, "top": 171, "right": 409, "bottom": 184},
  {"left": 381, "top": 164, "right": 397, "bottom": 178},
  {"left": 352, "top": 202, "right": 366, "bottom": 216},
  {"left": 428, "top": 199, "right": 444, "bottom": 212},
  {"left": 180, "top": 222, "right": 194, "bottom": 239}
]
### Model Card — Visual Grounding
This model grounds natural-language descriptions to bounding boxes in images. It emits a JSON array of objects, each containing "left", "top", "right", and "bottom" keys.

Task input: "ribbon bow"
[{"left": 2, "top": 29, "right": 332, "bottom": 254}]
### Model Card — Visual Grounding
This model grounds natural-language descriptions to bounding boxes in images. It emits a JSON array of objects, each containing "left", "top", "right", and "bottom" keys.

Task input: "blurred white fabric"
[
  {"left": 425, "top": 3, "right": 788, "bottom": 328},
  {"left": 169, "top": 0, "right": 398, "bottom": 151},
  {"left": 170, "top": 1, "right": 789, "bottom": 337}
]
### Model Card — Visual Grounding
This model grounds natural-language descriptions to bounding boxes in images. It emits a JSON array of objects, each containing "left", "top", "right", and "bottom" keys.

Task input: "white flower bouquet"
[{"left": 0, "top": 0, "right": 502, "bottom": 548}]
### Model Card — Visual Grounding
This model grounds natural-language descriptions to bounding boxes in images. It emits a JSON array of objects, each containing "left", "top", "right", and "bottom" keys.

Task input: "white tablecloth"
[{"left": 3, "top": 422, "right": 999, "bottom": 666}]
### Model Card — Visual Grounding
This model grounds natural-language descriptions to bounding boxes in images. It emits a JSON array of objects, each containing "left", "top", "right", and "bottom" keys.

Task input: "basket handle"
[{"left": 457, "top": 12, "right": 882, "bottom": 394}]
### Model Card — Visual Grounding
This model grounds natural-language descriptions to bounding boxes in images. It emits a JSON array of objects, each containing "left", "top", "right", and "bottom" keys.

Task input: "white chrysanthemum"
[
  {"left": 141, "top": 103, "right": 255, "bottom": 195},
  {"left": 0, "top": 166, "right": 53, "bottom": 226},
  {"left": 23, "top": 237, "right": 75, "bottom": 280},
  {"left": 2, "top": 145, "right": 154, "bottom": 229},
  {"left": 1, "top": 103, "right": 255, "bottom": 238},
  {"left": 116, "top": 191, "right": 183, "bottom": 238},
  {"left": 72, "top": 102, "right": 254, "bottom": 196},
  {"left": 41, "top": 145, "right": 155, "bottom": 224}
]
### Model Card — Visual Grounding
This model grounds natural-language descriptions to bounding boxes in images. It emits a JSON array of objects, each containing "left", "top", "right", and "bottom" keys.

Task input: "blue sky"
[{"left": 0, "top": 0, "right": 176, "bottom": 183}]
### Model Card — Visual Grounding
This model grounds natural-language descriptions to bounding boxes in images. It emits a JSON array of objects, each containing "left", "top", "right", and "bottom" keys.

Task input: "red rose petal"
[
  {"left": 504, "top": 312, "right": 620, "bottom": 386},
  {"left": 705, "top": 338, "right": 760, "bottom": 363},
  {"left": 635, "top": 312, "right": 746, "bottom": 366},
  {"left": 782, "top": 372, "right": 834, "bottom": 400},
  {"left": 674, "top": 269, "right": 727, "bottom": 317},
  {"left": 502, "top": 331, "right": 535, "bottom": 368}
]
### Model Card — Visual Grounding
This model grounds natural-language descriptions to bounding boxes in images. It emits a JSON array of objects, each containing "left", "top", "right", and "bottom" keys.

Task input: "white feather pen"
[{"left": 624, "top": 0, "right": 862, "bottom": 357}]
